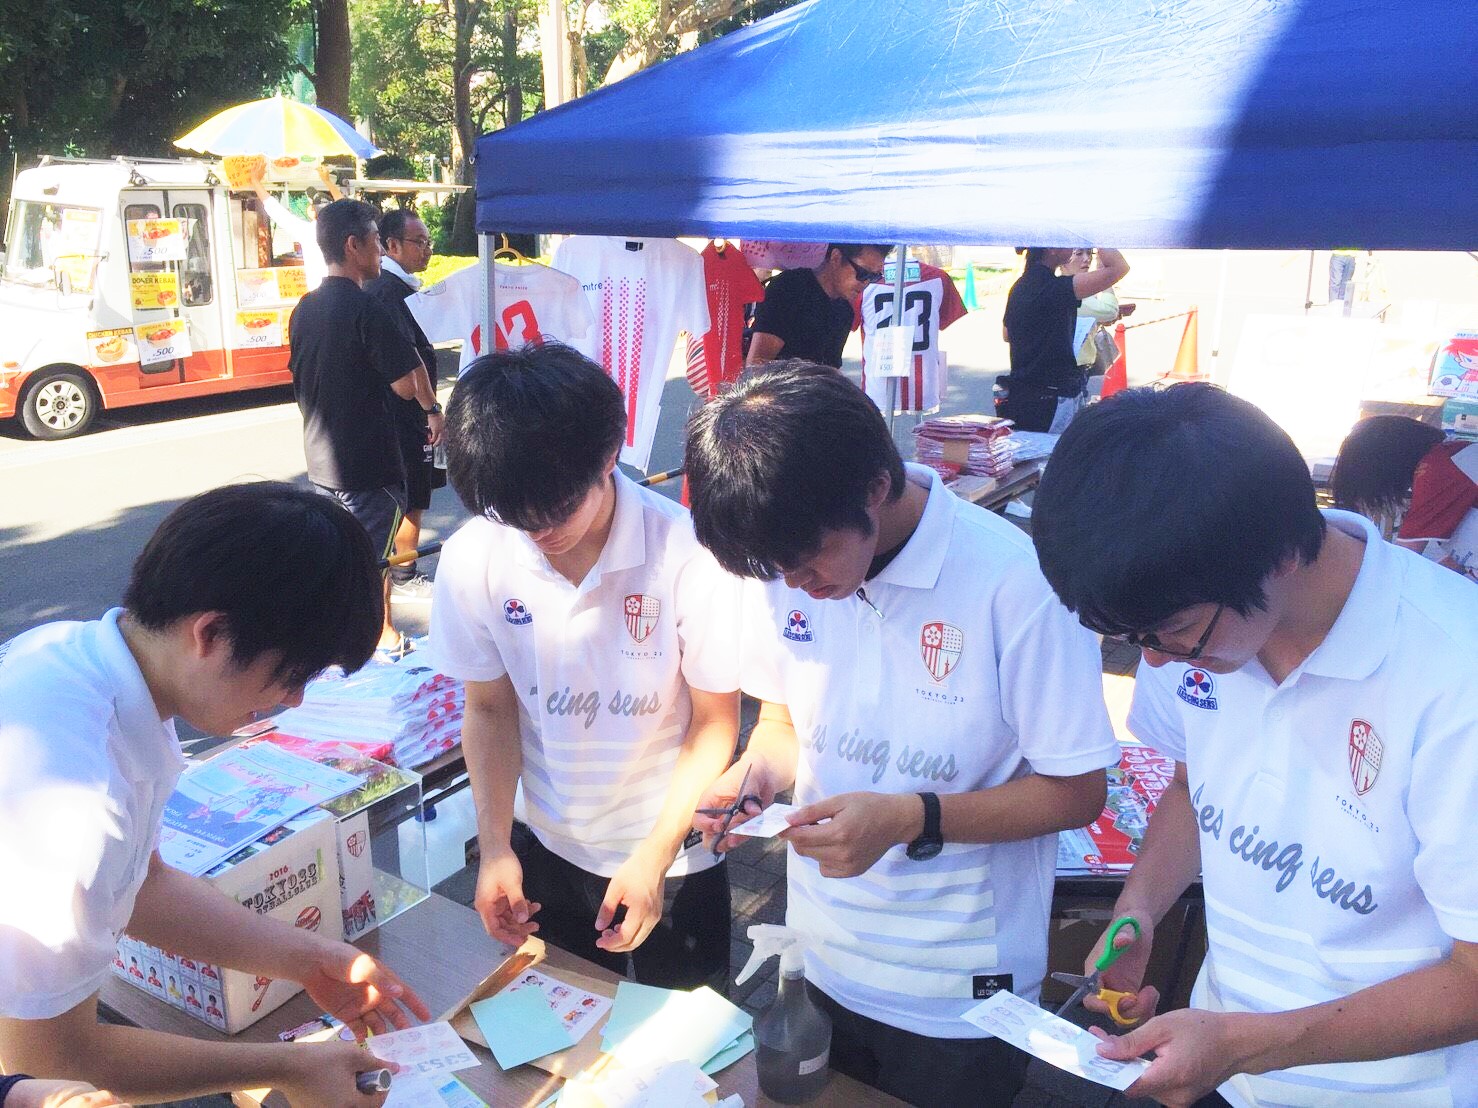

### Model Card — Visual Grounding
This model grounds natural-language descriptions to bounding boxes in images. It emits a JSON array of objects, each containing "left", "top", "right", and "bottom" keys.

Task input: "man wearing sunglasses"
[
  {"left": 1032, "top": 383, "right": 1478, "bottom": 1108},
  {"left": 747, "top": 243, "right": 891, "bottom": 369}
]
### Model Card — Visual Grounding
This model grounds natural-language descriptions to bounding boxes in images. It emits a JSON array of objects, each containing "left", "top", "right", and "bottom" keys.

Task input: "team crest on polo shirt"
[
  {"left": 782, "top": 610, "right": 813, "bottom": 642},
  {"left": 503, "top": 598, "right": 533, "bottom": 625},
  {"left": 1176, "top": 668, "right": 1218, "bottom": 710},
  {"left": 624, "top": 594, "right": 661, "bottom": 643},
  {"left": 1348, "top": 719, "right": 1384, "bottom": 796},
  {"left": 920, "top": 621, "right": 963, "bottom": 683}
]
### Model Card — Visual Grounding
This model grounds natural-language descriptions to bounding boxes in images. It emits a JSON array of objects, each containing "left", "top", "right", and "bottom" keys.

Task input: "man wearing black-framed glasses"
[
  {"left": 748, "top": 242, "right": 892, "bottom": 370},
  {"left": 1030, "top": 382, "right": 1478, "bottom": 1108},
  {"left": 368, "top": 207, "right": 446, "bottom": 608}
]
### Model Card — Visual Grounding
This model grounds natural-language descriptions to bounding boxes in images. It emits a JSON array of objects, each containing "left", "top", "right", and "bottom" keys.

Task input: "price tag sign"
[
  {"left": 872, "top": 324, "right": 915, "bottom": 378},
  {"left": 130, "top": 271, "right": 180, "bottom": 311},
  {"left": 135, "top": 319, "right": 192, "bottom": 365},
  {"left": 126, "top": 219, "right": 189, "bottom": 263},
  {"left": 236, "top": 310, "right": 284, "bottom": 348}
]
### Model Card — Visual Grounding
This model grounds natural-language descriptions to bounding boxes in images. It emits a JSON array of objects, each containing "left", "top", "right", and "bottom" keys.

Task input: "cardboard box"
[{"left": 114, "top": 810, "right": 342, "bottom": 1034}]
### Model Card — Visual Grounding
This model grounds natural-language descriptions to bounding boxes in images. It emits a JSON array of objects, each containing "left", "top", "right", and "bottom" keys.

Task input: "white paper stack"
[
  {"left": 270, "top": 650, "right": 464, "bottom": 768},
  {"left": 913, "top": 416, "right": 1018, "bottom": 478}
]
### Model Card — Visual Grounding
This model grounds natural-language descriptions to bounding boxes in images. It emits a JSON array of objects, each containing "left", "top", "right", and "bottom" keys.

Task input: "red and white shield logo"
[
  {"left": 1348, "top": 718, "right": 1383, "bottom": 796},
  {"left": 624, "top": 594, "right": 661, "bottom": 643},
  {"left": 920, "top": 621, "right": 964, "bottom": 683}
]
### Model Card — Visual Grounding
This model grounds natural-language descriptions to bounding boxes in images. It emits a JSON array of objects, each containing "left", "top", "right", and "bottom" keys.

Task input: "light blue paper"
[
  {"left": 601, "top": 983, "right": 752, "bottom": 1070},
  {"left": 701, "top": 1028, "right": 756, "bottom": 1074},
  {"left": 470, "top": 987, "right": 573, "bottom": 1070}
]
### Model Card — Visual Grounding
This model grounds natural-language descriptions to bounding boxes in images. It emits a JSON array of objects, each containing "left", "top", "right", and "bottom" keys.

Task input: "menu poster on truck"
[
  {"left": 130, "top": 271, "right": 180, "bottom": 311},
  {"left": 134, "top": 318, "right": 192, "bottom": 365},
  {"left": 236, "top": 309, "right": 284, "bottom": 348},
  {"left": 86, "top": 327, "right": 139, "bottom": 367},
  {"left": 235, "top": 266, "right": 308, "bottom": 306},
  {"left": 126, "top": 219, "right": 190, "bottom": 264}
]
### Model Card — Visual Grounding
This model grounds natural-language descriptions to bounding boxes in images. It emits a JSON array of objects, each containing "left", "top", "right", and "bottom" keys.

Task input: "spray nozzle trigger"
[{"left": 735, "top": 924, "right": 812, "bottom": 985}]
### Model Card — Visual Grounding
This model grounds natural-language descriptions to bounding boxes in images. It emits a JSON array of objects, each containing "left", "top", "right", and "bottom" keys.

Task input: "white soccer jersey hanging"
[
  {"left": 553, "top": 237, "right": 710, "bottom": 472},
  {"left": 858, "top": 263, "right": 968, "bottom": 415}
]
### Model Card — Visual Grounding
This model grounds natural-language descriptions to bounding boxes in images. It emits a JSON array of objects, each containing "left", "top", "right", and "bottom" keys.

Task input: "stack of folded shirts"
[
  {"left": 269, "top": 650, "right": 464, "bottom": 768},
  {"left": 913, "top": 416, "right": 1018, "bottom": 478}
]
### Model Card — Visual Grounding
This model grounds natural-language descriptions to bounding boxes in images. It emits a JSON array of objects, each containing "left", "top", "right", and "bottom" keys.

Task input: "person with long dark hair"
[{"left": 1331, "top": 415, "right": 1444, "bottom": 537}]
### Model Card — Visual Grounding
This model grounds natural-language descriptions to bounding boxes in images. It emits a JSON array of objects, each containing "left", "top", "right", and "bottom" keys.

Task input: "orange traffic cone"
[
  {"left": 1101, "top": 322, "right": 1128, "bottom": 398},
  {"left": 1166, "top": 309, "right": 1204, "bottom": 381}
]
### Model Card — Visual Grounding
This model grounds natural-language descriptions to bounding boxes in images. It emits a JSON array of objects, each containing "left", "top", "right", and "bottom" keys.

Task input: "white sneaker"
[{"left": 390, "top": 574, "right": 435, "bottom": 603}]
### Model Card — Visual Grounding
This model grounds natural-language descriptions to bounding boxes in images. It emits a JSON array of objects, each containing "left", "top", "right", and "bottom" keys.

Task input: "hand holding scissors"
[{"left": 1052, "top": 915, "right": 1144, "bottom": 1027}]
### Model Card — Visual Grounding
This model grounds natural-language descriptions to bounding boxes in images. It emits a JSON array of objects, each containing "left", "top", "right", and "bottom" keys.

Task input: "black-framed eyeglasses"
[
  {"left": 849, "top": 259, "right": 885, "bottom": 284},
  {"left": 1117, "top": 604, "right": 1225, "bottom": 660}
]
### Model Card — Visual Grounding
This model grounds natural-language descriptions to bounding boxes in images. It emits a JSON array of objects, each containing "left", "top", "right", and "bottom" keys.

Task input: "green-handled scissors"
[{"left": 1051, "top": 915, "right": 1143, "bottom": 1027}]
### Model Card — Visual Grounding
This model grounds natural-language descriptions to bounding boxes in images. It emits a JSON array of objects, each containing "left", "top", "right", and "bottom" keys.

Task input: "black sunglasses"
[
  {"left": 849, "top": 259, "right": 885, "bottom": 284},
  {"left": 1115, "top": 604, "right": 1225, "bottom": 661}
]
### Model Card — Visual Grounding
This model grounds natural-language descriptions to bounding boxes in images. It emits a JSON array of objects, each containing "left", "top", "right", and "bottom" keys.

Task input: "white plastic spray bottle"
[{"left": 736, "top": 924, "right": 831, "bottom": 1103}]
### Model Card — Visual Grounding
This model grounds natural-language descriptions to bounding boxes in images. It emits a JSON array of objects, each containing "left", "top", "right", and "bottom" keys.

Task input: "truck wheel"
[{"left": 20, "top": 368, "right": 98, "bottom": 439}]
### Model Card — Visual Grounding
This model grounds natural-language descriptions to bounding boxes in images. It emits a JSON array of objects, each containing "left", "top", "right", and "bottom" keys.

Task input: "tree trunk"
[
  {"left": 448, "top": 0, "right": 484, "bottom": 255},
  {"left": 504, "top": 8, "right": 523, "bottom": 125},
  {"left": 602, "top": 0, "right": 761, "bottom": 85},
  {"left": 314, "top": 0, "right": 352, "bottom": 117}
]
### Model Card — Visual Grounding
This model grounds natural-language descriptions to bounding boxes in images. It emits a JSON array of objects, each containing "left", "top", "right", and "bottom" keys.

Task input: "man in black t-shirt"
[
  {"left": 747, "top": 243, "right": 891, "bottom": 369},
  {"left": 367, "top": 208, "right": 444, "bottom": 604},
  {"left": 288, "top": 199, "right": 444, "bottom": 657}
]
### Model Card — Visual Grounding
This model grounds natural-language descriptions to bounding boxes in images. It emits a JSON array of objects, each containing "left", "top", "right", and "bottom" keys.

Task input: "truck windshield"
[{"left": 4, "top": 201, "right": 103, "bottom": 291}]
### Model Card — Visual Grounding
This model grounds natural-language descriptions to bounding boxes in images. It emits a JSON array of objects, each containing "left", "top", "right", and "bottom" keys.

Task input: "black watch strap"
[
  {"left": 423, "top": 401, "right": 443, "bottom": 415},
  {"left": 907, "top": 791, "right": 943, "bottom": 860}
]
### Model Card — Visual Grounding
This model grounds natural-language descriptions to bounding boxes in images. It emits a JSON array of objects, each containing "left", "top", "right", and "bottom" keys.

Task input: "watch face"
[{"left": 907, "top": 838, "right": 943, "bottom": 861}]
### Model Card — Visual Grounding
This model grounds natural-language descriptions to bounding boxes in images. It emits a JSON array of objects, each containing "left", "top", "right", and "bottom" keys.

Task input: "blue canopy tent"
[{"left": 476, "top": 0, "right": 1477, "bottom": 249}]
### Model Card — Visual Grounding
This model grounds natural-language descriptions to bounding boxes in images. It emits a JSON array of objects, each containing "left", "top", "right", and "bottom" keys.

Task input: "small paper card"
[
  {"left": 386, "top": 1073, "right": 488, "bottom": 1107},
  {"left": 470, "top": 986, "right": 573, "bottom": 1069},
  {"left": 960, "top": 990, "right": 1149, "bottom": 1092},
  {"left": 502, "top": 968, "right": 611, "bottom": 1046},
  {"left": 728, "top": 802, "right": 801, "bottom": 838},
  {"left": 872, "top": 324, "right": 915, "bottom": 378},
  {"left": 365, "top": 1021, "right": 480, "bottom": 1079}
]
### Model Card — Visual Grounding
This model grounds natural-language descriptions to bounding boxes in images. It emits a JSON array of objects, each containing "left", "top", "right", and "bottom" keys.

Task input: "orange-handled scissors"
[{"left": 1051, "top": 915, "right": 1143, "bottom": 1027}]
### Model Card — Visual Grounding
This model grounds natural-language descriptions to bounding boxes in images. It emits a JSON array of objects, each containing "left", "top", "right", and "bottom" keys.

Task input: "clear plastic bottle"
[{"left": 737, "top": 925, "right": 831, "bottom": 1103}]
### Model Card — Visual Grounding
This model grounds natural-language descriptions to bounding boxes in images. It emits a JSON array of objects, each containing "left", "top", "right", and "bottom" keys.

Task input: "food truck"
[{"left": 0, "top": 154, "right": 456, "bottom": 439}]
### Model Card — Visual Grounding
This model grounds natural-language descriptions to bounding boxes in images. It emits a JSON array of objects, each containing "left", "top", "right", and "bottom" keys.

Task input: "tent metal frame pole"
[
  {"left": 479, "top": 232, "right": 497, "bottom": 361},
  {"left": 887, "top": 242, "right": 908, "bottom": 436}
]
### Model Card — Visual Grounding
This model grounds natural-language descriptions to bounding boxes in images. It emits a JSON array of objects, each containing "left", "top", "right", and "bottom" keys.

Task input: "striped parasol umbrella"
[{"left": 174, "top": 94, "right": 381, "bottom": 159}]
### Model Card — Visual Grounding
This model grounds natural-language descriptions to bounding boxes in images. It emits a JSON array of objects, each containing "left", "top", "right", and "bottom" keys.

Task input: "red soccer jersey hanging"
[{"left": 685, "top": 242, "right": 766, "bottom": 400}]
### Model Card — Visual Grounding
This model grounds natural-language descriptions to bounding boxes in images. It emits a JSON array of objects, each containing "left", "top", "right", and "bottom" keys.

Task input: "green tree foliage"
[{"left": 1, "top": 0, "right": 297, "bottom": 160}]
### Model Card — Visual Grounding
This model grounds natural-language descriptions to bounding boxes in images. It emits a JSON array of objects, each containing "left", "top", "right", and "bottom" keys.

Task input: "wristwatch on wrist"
[
  {"left": 906, "top": 792, "right": 943, "bottom": 861},
  {"left": 423, "top": 401, "right": 443, "bottom": 416}
]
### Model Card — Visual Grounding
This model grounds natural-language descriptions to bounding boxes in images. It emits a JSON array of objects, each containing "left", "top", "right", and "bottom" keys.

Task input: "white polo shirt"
[
  {"left": 1129, "top": 510, "right": 1478, "bottom": 1107},
  {"left": 740, "top": 464, "right": 1119, "bottom": 1038},
  {"left": 431, "top": 473, "right": 739, "bottom": 877},
  {"left": 0, "top": 608, "right": 184, "bottom": 1018}
]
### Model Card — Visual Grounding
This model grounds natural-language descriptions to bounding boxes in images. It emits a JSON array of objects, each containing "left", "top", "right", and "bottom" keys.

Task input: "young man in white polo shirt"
[
  {"left": 685, "top": 362, "right": 1119, "bottom": 1106},
  {"left": 430, "top": 343, "right": 741, "bottom": 989},
  {"left": 1032, "top": 383, "right": 1478, "bottom": 1107},
  {"left": 0, "top": 483, "right": 430, "bottom": 1106}
]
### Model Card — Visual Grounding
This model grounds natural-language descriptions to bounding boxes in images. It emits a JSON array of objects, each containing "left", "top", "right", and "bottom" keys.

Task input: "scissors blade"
[
  {"left": 712, "top": 763, "right": 754, "bottom": 855},
  {"left": 1055, "top": 984, "right": 1092, "bottom": 1019}
]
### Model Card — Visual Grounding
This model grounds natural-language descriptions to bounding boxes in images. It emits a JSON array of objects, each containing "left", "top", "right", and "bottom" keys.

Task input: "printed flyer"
[
  {"left": 130, "top": 270, "right": 181, "bottom": 311},
  {"left": 1057, "top": 740, "right": 1175, "bottom": 875},
  {"left": 134, "top": 318, "right": 192, "bottom": 365},
  {"left": 126, "top": 219, "right": 189, "bottom": 264},
  {"left": 236, "top": 309, "right": 284, "bottom": 348},
  {"left": 86, "top": 327, "right": 138, "bottom": 366},
  {"left": 159, "top": 743, "right": 360, "bottom": 876}
]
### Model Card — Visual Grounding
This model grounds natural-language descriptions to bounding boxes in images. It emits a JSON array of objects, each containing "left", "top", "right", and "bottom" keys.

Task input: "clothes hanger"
[{"left": 493, "top": 233, "right": 533, "bottom": 266}]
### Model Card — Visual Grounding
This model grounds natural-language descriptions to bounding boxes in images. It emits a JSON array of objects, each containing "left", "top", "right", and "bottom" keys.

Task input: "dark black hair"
[
  {"left": 1331, "top": 415, "right": 1444, "bottom": 521},
  {"left": 1032, "top": 382, "right": 1326, "bottom": 635},
  {"left": 826, "top": 243, "right": 894, "bottom": 264},
  {"left": 1015, "top": 247, "right": 1054, "bottom": 268},
  {"left": 315, "top": 198, "right": 378, "bottom": 264},
  {"left": 378, "top": 207, "right": 419, "bottom": 246},
  {"left": 446, "top": 342, "right": 626, "bottom": 530},
  {"left": 123, "top": 482, "right": 382, "bottom": 686},
  {"left": 684, "top": 359, "right": 906, "bottom": 579}
]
